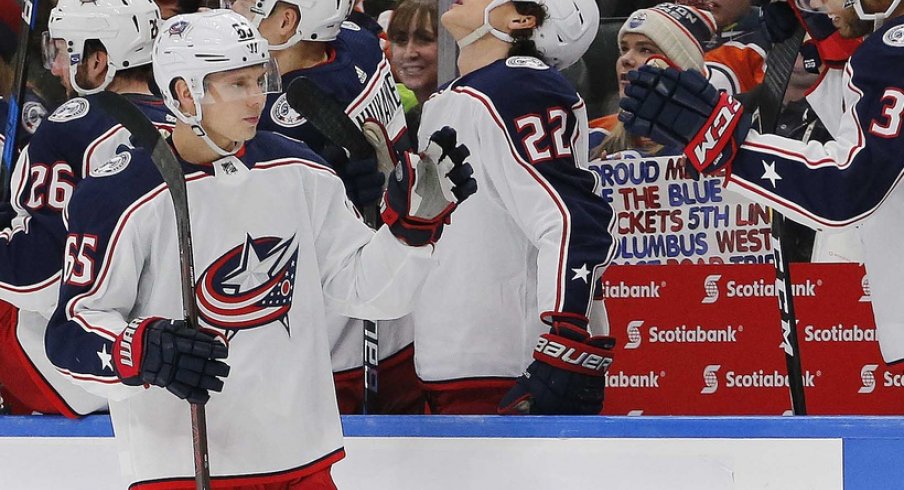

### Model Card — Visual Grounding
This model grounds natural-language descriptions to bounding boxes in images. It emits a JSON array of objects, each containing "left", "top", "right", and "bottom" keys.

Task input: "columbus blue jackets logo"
[
  {"left": 270, "top": 94, "right": 307, "bottom": 127},
  {"left": 196, "top": 235, "right": 299, "bottom": 333}
]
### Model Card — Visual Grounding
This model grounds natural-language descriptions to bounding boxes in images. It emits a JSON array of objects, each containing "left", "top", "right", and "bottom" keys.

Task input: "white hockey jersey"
[
  {"left": 412, "top": 57, "right": 617, "bottom": 384},
  {"left": 46, "top": 131, "right": 434, "bottom": 487}
]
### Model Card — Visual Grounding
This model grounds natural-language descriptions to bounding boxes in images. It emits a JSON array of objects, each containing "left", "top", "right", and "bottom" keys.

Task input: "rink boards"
[{"left": 1, "top": 415, "right": 902, "bottom": 489}]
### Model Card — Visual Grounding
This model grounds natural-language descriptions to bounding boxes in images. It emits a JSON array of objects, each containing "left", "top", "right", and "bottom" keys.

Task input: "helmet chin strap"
[
  {"left": 457, "top": 23, "right": 513, "bottom": 48},
  {"left": 183, "top": 102, "right": 241, "bottom": 158},
  {"left": 456, "top": 0, "right": 515, "bottom": 49},
  {"left": 70, "top": 62, "right": 116, "bottom": 96},
  {"left": 250, "top": 12, "right": 303, "bottom": 51}
]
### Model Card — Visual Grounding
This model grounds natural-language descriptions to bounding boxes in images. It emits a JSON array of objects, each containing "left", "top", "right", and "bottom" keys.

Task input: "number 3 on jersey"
[
  {"left": 64, "top": 234, "right": 98, "bottom": 286},
  {"left": 515, "top": 107, "right": 574, "bottom": 164},
  {"left": 869, "top": 88, "right": 904, "bottom": 138}
]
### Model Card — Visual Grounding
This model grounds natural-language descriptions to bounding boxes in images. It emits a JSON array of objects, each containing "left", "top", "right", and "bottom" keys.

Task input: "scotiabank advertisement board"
[{"left": 600, "top": 263, "right": 904, "bottom": 415}]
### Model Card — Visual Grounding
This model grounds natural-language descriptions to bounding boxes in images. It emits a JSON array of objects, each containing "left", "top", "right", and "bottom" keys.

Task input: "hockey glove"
[
  {"left": 619, "top": 65, "right": 751, "bottom": 175},
  {"left": 382, "top": 126, "right": 477, "bottom": 247},
  {"left": 760, "top": 1, "right": 799, "bottom": 43},
  {"left": 498, "top": 316, "right": 615, "bottom": 415},
  {"left": 113, "top": 317, "right": 230, "bottom": 404},
  {"left": 321, "top": 145, "right": 386, "bottom": 209}
]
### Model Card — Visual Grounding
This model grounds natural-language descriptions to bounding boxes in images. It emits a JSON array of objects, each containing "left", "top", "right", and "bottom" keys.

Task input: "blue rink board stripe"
[
  {"left": 2, "top": 414, "right": 904, "bottom": 438},
  {"left": 1, "top": 415, "right": 902, "bottom": 489}
]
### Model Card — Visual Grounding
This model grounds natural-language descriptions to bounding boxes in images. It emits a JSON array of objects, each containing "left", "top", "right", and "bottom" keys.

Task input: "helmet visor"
[
  {"left": 41, "top": 31, "right": 69, "bottom": 70},
  {"left": 200, "top": 58, "right": 282, "bottom": 104}
]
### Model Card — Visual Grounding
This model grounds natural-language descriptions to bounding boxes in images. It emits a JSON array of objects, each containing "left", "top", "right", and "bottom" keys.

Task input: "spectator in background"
[
  {"left": 387, "top": 0, "right": 438, "bottom": 138},
  {"left": 683, "top": 0, "right": 769, "bottom": 95},
  {"left": 590, "top": 3, "right": 715, "bottom": 157}
]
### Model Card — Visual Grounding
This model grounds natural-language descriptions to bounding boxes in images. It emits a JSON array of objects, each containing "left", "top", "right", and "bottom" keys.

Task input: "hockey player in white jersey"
[
  {"left": 619, "top": 0, "right": 904, "bottom": 364},
  {"left": 231, "top": 0, "right": 423, "bottom": 413},
  {"left": 410, "top": 0, "right": 618, "bottom": 415},
  {"left": 0, "top": 0, "right": 169, "bottom": 416},
  {"left": 45, "top": 10, "right": 475, "bottom": 489}
]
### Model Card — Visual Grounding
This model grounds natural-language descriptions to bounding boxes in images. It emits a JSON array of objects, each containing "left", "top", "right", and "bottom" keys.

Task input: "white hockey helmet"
[
  {"left": 43, "top": 0, "right": 161, "bottom": 95},
  {"left": 153, "top": 10, "right": 280, "bottom": 156},
  {"left": 531, "top": 0, "right": 599, "bottom": 70},
  {"left": 456, "top": 0, "right": 599, "bottom": 70},
  {"left": 795, "top": 0, "right": 901, "bottom": 22},
  {"left": 246, "top": 0, "right": 355, "bottom": 49}
]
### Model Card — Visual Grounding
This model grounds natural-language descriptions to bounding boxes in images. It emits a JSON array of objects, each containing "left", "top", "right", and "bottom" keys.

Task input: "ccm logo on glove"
[{"left": 688, "top": 93, "right": 744, "bottom": 172}]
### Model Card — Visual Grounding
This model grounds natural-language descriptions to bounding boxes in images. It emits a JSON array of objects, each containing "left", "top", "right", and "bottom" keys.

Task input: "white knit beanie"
[{"left": 618, "top": 3, "right": 717, "bottom": 74}]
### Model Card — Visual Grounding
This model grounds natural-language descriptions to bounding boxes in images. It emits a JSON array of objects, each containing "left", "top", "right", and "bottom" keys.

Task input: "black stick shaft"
[
  {"left": 757, "top": 26, "right": 808, "bottom": 415},
  {"left": 96, "top": 92, "right": 213, "bottom": 488},
  {"left": 1, "top": 0, "right": 39, "bottom": 202},
  {"left": 285, "top": 77, "right": 381, "bottom": 414}
]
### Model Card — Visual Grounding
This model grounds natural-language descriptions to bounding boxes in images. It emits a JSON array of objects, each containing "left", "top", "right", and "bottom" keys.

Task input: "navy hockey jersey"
[
  {"left": 724, "top": 17, "right": 904, "bottom": 362},
  {"left": 2, "top": 93, "right": 174, "bottom": 312},
  {"left": 261, "top": 21, "right": 410, "bottom": 154},
  {"left": 413, "top": 57, "right": 617, "bottom": 383},
  {"left": 0, "top": 93, "right": 173, "bottom": 416},
  {"left": 46, "top": 131, "right": 434, "bottom": 486}
]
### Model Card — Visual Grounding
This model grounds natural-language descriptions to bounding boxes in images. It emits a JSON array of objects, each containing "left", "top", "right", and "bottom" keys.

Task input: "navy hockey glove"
[
  {"left": 382, "top": 126, "right": 477, "bottom": 247},
  {"left": 113, "top": 317, "right": 230, "bottom": 404},
  {"left": 321, "top": 145, "right": 386, "bottom": 209},
  {"left": 498, "top": 316, "right": 615, "bottom": 415},
  {"left": 760, "top": 1, "right": 798, "bottom": 43},
  {"left": 619, "top": 65, "right": 751, "bottom": 175}
]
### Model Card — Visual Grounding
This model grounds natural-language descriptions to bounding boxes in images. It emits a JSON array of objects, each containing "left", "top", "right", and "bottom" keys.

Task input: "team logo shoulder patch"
[
  {"left": 21, "top": 101, "right": 47, "bottom": 134},
  {"left": 341, "top": 20, "right": 361, "bottom": 31},
  {"left": 270, "top": 93, "right": 307, "bottom": 127},
  {"left": 48, "top": 98, "right": 90, "bottom": 123},
  {"left": 883, "top": 25, "right": 904, "bottom": 47},
  {"left": 91, "top": 152, "right": 131, "bottom": 178},
  {"left": 506, "top": 56, "right": 548, "bottom": 70}
]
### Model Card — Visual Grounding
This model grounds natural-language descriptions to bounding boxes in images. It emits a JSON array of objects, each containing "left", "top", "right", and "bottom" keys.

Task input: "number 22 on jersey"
[{"left": 515, "top": 107, "right": 575, "bottom": 164}]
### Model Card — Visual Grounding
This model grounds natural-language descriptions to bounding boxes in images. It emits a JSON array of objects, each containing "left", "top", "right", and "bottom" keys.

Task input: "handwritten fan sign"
[{"left": 588, "top": 154, "right": 773, "bottom": 265}]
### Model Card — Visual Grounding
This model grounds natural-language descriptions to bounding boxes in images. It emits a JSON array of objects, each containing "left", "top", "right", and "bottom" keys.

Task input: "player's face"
[
  {"left": 442, "top": 0, "right": 516, "bottom": 42},
  {"left": 47, "top": 39, "right": 73, "bottom": 94},
  {"left": 617, "top": 33, "right": 665, "bottom": 98},
  {"left": 707, "top": 0, "right": 752, "bottom": 28},
  {"left": 390, "top": 16, "right": 438, "bottom": 102},
  {"left": 200, "top": 64, "right": 269, "bottom": 147}
]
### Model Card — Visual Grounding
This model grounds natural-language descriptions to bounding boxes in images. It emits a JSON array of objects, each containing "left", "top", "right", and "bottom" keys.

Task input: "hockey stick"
[
  {"left": 94, "top": 91, "right": 213, "bottom": 490},
  {"left": 752, "top": 23, "right": 808, "bottom": 415},
  {"left": 1, "top": 0, "right": 39, "bottom": 202},
  {"left": 284, "top": 76, "right": 381, "bottom": 414}
]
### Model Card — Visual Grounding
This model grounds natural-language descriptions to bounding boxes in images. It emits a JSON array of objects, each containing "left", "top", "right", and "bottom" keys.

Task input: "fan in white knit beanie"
[{"left": 618, "top": 3, "right": 717, "bottom": 74}]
